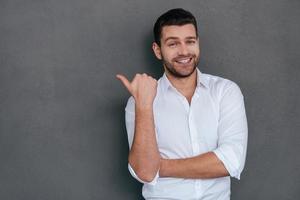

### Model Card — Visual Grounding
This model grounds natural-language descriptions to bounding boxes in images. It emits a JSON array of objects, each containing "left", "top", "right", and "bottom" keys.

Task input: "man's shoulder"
[
  {"left": 201, "top": 72, "right": 237, "bottom": 89},
  {"left": 201, "top": 72, "right": 243, "bottom": 100}
]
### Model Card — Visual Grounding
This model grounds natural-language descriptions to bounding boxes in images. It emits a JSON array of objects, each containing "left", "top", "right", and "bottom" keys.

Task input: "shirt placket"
[
  {"left": 189, "top": 92, "right": 200, "bottom": 156},
  {"left": 176, "top": 90, "right": 201, "bottom": 155},
  {"left": 173, "top": 88, "right": 203, "bottom": 197},
  {"left": 190, "top": 91, "right": 204, "bottom": 198},
  {"left": 175, "top": 92, "right": 199, "bottom": 155}
]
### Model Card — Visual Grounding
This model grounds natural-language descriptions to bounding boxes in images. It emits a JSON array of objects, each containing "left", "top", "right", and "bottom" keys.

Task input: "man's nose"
[{"left": 177, "top": 43, "right": 189, "bottom": 55}]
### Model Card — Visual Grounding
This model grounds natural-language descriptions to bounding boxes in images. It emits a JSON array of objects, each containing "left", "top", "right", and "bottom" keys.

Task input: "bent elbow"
[
  {"left": 132, "top": 164, "right": 159, "bottom": 182},
  {"left": 129, "top": 160, "right": 159, "bottom": 183},
  {"left": 136, "top": 171, "right": 157, "bottom": 183}
]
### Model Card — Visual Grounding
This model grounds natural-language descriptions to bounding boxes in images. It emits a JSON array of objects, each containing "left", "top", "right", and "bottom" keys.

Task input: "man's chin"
[
  {"left": 176, "top": 64, "right": 196, "bottom": 73},
  {"left": 177, "top": 71, "right": 195, "bottom": 78},
  {"left": 168, "top": 66, "right": 196, "bottom": 78}
]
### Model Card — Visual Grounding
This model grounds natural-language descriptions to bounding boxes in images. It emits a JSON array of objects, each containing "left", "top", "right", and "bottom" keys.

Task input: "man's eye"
[
  {"left": 168, "top": 43, "right": 177, "bottom": 47},
  {"left": 187, "top": 40, "right": 196, "bottom": 44}
]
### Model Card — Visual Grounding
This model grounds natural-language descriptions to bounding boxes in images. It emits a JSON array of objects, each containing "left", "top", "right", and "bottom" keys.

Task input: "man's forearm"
[
  {"left": 129, "top": 105, "right": 160, "bottom": 182},
  {"left": 159, "top": 152, "right": 229, "bottom": 179}
]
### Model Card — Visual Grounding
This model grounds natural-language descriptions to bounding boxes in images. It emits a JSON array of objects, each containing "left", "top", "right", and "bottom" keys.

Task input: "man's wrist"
[
  {"left": 135, "top": 103, "right": 153, "bottom": 111},
  {"left": 159, "top": 158, "right": 169, "bottom": 177}
]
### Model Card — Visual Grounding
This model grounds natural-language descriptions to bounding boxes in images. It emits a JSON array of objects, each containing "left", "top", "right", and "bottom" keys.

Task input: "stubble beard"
[{"left": 162, "top": 54, "right": 200, "bottom": 78}]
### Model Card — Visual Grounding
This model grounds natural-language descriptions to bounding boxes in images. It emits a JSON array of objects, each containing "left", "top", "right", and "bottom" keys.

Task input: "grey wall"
[{"left": 1, "top": 0, "right": 299, "bottom": 199}]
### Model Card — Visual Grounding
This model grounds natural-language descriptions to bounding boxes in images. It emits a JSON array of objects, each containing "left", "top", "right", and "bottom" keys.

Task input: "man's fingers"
[{"left": 116, "top": 74, "right": 132, "bottom": 93}]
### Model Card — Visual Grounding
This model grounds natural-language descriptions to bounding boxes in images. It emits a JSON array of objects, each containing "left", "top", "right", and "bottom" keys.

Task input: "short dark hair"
[{"left": 153, "top": 8, "right": 198, "bottom": 46}]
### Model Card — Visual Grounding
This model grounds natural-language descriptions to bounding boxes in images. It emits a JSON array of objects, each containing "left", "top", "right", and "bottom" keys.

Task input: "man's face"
[{"left": 153, "top": 24, "right": 200, "bottom": 78}]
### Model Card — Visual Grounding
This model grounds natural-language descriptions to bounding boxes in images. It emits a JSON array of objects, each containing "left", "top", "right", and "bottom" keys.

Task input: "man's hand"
[
  {"left": 116, "top": 73, "right": 157, "bottom": 108},
  {"left": 116, "top": 73, "right": 160, "bottom": 182}
]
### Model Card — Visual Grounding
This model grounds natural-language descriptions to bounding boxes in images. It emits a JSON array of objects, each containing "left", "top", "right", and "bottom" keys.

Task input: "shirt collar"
[{"left": 160, "top": 68, "right": 209, "bottom": 92}]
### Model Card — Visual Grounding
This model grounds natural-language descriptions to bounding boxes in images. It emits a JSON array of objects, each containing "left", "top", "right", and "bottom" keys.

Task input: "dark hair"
[{"left": 153, "top": 8, "right": 198, "bottom": 46}]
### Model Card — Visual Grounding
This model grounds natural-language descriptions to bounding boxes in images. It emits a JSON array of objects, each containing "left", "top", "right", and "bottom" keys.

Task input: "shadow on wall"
[
  {"left": 106, "top": 99, "right": 143, "bottom": 198},
  {"left": 142, "top": 30, "right": 164, "bottom": 79},
  {"left": 112, "top": 30, "right": 162, "bottom": 199}
]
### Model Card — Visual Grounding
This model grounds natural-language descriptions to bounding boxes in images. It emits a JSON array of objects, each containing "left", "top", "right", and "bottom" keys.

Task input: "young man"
[{"left": 117, "top": 8, "right": 248, "bottom": 200}]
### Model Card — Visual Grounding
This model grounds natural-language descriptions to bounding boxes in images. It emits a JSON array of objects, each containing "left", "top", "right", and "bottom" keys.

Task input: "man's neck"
[{"left": 165, "top": 69, "right": 197, "bottom": 103}]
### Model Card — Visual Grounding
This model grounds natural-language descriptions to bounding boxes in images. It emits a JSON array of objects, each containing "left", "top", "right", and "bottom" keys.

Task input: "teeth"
[{"left": 177, "top": 58, "right": 190, "bottom": 63}]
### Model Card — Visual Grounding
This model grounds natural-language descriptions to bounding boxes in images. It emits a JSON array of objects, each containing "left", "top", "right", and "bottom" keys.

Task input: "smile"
[{"left": 175, "top": 57, "right": 192, "bottom": 64}]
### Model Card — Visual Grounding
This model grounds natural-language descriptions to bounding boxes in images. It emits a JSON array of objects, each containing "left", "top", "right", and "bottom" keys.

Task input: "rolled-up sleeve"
[
  {"left": 125, "top": 97, "right": 159, "bottom": 185},
  {"left": 213, "top": 82, "right": 248, "bottom": 180}
]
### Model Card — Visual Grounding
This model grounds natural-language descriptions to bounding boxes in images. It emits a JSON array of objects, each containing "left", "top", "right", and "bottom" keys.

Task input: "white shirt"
[{"left": 125, "top": 68, "right": 248, "bottom": 200}]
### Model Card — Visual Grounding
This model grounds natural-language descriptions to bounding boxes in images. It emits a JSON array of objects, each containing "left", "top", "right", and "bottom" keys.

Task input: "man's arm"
[
  {"left": 160, "top": 81, "right": 248, "bottom": 180},
  {"left": 117, "top": 73, "right": 160, "bottom": 182},
  {"left": 129, "top": 103, "right": 160, "bottom": 182},
  {"left": 160, "top": 152, "right": 229, "bottom": 179}
]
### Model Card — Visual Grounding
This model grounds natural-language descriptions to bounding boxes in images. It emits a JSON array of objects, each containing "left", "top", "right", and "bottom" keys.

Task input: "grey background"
[{"left": 0, "top": 0, "right": 299, "bottom": 199}]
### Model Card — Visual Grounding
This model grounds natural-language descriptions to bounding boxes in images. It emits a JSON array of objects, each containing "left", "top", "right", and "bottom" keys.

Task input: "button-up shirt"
[{"left": 125, "top": 68, "right": 248, "bottom": 200}]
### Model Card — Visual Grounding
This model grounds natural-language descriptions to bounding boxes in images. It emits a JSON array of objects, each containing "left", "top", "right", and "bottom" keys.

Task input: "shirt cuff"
[
  {"left": 128, "top": 163, "right": 159, "bottom": 185},
  {"left": 213, "top": 148, "right": 241, "bottom": 180}
]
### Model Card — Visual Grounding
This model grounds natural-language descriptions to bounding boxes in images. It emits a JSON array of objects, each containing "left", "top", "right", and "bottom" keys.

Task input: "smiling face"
[{"left": 152, "top": 24, "right": 200, "bottom": 78}]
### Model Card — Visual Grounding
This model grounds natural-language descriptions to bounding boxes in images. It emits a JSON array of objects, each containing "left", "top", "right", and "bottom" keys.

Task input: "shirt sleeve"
[
  {"left": 213, "top": 81, "right": 248, "bottom": 180},
  {"left": 125, "top": 97, "right": 159, "bottom": 185}
]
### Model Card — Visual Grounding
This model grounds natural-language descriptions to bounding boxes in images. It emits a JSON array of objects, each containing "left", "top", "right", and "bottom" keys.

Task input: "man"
[{"left": 117, "top": 8, "right": 248, "bottom": 200}]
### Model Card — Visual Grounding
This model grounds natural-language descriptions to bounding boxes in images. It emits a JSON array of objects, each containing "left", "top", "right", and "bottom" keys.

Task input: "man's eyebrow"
[
  {"left": 186, "top": 36, "right": 197, "bottom": 40},
  {"left": 164, "top": 37, "right": 179, "bottom": 42},
  {"left": 164, "top": 36, "right": 197, "bottom": 42}
]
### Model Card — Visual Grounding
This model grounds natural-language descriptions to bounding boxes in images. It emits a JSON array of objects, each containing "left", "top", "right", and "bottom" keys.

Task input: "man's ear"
[{"left": 152, "top": 42, "right": 162, "bottom": 60}]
